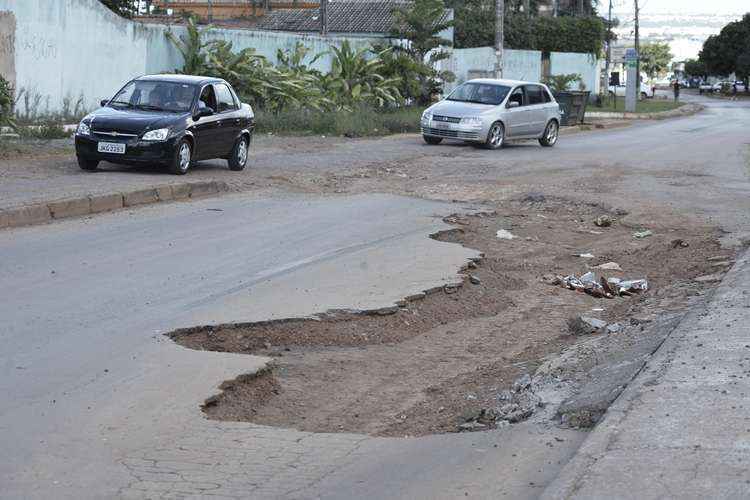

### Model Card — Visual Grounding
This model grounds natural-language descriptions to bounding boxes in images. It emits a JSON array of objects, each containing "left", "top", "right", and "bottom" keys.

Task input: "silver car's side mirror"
[{"left": 507, "top": 101, "right": 520, "bottom": 109}]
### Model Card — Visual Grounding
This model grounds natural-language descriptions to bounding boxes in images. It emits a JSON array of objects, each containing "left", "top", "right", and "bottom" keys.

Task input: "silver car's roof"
[{"left": 464, "top": 78, "right": 543, "bottom": 87}]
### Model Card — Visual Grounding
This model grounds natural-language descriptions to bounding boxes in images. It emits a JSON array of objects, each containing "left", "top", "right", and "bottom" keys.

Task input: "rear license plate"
[{"left": 97, "top": 142, "right": 126, "bottom": 154}]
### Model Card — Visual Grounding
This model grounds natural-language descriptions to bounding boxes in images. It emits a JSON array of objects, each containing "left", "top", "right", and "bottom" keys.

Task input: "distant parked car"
[
  {"left": 420, "top": 78, "right": 562, "bottom": 149},
  {"left": 698, "top": 81, "right": 714, "bottom": 94},
  {"left": 608, "top": 82, "right": 653, "bottom": 99},
  {"left": 75, "top": 75, "right": 255, "bottom": 175}
]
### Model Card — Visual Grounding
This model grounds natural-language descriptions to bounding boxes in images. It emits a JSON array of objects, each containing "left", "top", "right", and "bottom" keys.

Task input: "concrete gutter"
[
  {"left": 542, "top": 248, "right": 750, "bottom": 499},
  {"left": 0, "top": 180, "right": 229, "bottom": 230},
  {"left": 586, "top": 102, "right": 703, "bottom": 120}
]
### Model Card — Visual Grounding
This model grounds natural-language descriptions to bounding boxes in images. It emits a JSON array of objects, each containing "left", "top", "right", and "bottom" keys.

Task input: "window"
[
  {"left": 110, "top": 80, "right": 197, "bottom": 112},
  {"left": 215, "top": 84, "right": 237, "bottom": 112},
  {"left": 526, "top": 85, "right": 544, "bottom": 105},
  {"left": 543, "top": 87, "right": 552, "bottom": 103},
  {"left": 446, "top": 83, "right": 511, "bottom": 106},
  {"left": 508, "top": 87, "right": 525, "bottom": 106},
  {"left": 199, "top": 85, "right": 217, "bottom": 112}
]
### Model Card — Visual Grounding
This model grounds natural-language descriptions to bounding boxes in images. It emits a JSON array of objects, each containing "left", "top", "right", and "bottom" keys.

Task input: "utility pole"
[
  {"left": 494, "top": 0, "right": 504, "bottom": 78},
  {"left": 320, "top": 0, "right": 328, "bottom": 35},
  {"left": 603, "top": 0, "right": 612, "bottom": 98},
  {"left": 634, "top": 0, "right": 640, "bottom": 90},
  {"left": 207, "top": 0, "right": 213, "bottom": 22}
]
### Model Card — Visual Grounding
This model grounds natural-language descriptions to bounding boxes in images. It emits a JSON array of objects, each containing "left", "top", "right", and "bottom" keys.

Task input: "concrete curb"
[
  {"left": 586, "top": 102, "right": 704, "bottom": 120},
  {"left": 0, "top": 180, "right": 230, "bottom": 230}
]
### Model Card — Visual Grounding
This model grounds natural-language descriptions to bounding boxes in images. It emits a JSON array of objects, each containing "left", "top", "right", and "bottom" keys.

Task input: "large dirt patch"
[{"left": 170, "top": 197, "right": 734, "bottom": 437}]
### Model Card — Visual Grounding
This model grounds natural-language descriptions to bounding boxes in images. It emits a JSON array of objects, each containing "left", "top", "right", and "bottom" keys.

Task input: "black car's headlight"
[
  {"left": 142, "top": 128, "right": 169, "bottom": 141},
  {"left": 76, "top": 121, "right": 91, "bottom": 136}
]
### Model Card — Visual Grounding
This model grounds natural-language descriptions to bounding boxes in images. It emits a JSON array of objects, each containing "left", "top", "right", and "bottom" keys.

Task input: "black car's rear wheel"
[
  {"left": 169, "top": 139, "right": 192, "bottom": 175},
  {"left": 77, "top": 156, "right": 99, "bottom": 171},
  {"left": 228, "top": 136, "right": 249, "bottom": 171},
  {"left": 423, "top": 135, "right": 443, "bottom": 145}
]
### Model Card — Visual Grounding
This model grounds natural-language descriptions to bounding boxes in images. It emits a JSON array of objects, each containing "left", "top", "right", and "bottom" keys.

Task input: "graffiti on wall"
[{"left": 0, "top": 11, "right": 16, "bottom": 86}]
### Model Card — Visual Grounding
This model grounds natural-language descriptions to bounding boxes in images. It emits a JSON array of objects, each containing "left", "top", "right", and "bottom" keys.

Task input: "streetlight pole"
[
  {"left": 320, "top": 0, "right": 328, "bottom": 35},
  {"left": 494, "top": 0, "right": 504, "bottom": 78},
  {"left": 603, "top": 0, "right": 612, "bottom": 99}
]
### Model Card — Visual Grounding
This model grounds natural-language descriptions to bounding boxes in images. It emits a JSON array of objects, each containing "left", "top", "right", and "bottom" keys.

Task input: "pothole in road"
[{"left": 169, "top": 197, "right": 734, "bottom": 437}]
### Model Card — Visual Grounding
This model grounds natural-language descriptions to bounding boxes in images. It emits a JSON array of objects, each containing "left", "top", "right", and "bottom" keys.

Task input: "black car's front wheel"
[
  {"left": 228, "top": 136, "right": 249, "bottom": 171},
  {"left": 77, "top": 156, "right": 99, "bottom": 171},
  {"left": 170, "top": 139, "right": 192, "bottom": 175}
]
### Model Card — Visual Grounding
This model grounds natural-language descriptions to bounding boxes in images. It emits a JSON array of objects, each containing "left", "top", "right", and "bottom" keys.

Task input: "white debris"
[
  {"left": 577, "top": 253, "right": 595, "bottom": 259},
  {"left": 496, "top": 229, "right": 516, "bottom": 240},
  {"left": 595, "top": 262, "right": 623, "bottom": 271},
  {"left": 633, "top": 230, "right": 653, "bottom": 239}
]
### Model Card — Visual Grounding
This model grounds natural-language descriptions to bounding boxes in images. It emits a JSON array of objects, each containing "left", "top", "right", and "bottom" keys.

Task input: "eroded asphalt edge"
[{"left": 541, "top": 247, "right": 750, "bottom": 499}]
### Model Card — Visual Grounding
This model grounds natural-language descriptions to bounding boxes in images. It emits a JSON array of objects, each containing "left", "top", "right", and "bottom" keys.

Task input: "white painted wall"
[
  {"left": 0, "top": 0, "right": 600, "bottom": 115},
  {"left": 438, "top": 47, "right": 544, "bottom": 92},
  {"left": 550, "top": 51, "right": 600, "bottom": 94}
]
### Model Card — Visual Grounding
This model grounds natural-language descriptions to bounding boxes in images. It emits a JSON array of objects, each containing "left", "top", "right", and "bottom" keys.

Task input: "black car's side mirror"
[
  {"left": 193, "top": 107, "right": 215, "bottom": 121},
  {"left": 100, "top": 99, "right": 109, "bottom": 107}
]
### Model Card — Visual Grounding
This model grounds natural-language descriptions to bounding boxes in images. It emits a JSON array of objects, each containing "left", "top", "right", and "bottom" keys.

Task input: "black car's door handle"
[{"left": 216, "top": 120, "right": 223, "bottom": 127}]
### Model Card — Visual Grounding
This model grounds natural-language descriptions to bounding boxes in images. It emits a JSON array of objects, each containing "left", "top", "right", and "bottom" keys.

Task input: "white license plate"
[
  {"left": 434, "top": 122, "right": 453, "bottom": 129},
  {"left": 97, "top": 142, "right": 126, "bottom": 154}
]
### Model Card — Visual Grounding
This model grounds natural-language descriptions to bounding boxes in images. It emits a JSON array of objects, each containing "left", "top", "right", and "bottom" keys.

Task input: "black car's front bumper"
[{"left": 75, "top": 134, "right": 180, "bottom": 165}]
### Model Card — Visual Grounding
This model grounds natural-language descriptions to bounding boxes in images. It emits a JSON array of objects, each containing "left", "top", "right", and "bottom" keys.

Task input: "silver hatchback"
[{"left": 421, "top": 78, "right": 562, "bottom": 149}]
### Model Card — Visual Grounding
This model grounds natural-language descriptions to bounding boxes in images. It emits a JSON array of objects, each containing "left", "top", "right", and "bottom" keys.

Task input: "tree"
[
  {"left": 99, "top": 0, "right": 138, "bottom": 18},
  {"left": 389, "top": 0, "right": 455, "bottom": 104},
  {"left": 699, "top": 14, "right": 750, "bottom": 82},
  {"left": 639, "top": 42, "right": 673, "bottom": 78},
  {"left": 683, "top": 59, "right": 707, "bottom": 78}
]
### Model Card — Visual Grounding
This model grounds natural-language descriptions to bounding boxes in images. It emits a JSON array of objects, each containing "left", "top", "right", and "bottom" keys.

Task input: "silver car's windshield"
[{"left": 446, "top": 83, "right": 511, "bottom": 106}]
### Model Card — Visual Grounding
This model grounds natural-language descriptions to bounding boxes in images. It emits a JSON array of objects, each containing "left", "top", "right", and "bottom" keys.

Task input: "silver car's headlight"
[
  {"left": 142, "top": 128, "right": 169, "bottom": 141},
  {"left": 421, "top": 111, "right": 433, "bottom": 122},
  {"left": 460, "top": 117, "right": 483, "bottom": 126},
  {"left": 76, "top": 121, "right": 90, "bottom": 136}
]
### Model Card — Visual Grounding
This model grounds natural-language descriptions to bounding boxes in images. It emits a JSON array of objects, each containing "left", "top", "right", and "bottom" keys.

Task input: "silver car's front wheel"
[
  {"left": 484, "top": 122, "right": 505, "bottom": 150},
  {"left": 539, "top": 120, "right": 559, "bottom": 147}
]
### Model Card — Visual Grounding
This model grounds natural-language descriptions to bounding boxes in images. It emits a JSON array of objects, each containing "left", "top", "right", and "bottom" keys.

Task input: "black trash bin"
[{"left": 555, "top": 91, "right": 590, "bottom": 126}]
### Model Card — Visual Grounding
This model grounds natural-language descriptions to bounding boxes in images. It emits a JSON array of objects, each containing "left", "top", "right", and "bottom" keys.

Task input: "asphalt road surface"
[{"left": 2, "top": 92, "right": 750, "bottom": 499}]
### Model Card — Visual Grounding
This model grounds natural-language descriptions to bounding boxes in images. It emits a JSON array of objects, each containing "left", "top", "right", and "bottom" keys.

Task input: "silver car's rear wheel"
[
  {"left": 484, "top": 122, "right": 505, "bottom": 150},
  {"left": 539, "top": 120, "right": 559, "bottom": 147}
]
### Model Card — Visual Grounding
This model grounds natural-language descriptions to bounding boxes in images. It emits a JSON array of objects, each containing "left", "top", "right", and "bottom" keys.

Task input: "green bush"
[
  {"left": 542, "top": 73, "right": 583, "bottom": 94},
  {"left": 255, "top": 106, "right": 424, "bottom": 137},
  {"left": 0, "top": 74, "right": 15, "bottom": 130},
  {"left": 18, "top": 121, "right": 71, "bottom": 140}
]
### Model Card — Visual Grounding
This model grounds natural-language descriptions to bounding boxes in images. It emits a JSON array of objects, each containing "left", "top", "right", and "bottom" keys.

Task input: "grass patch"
[
  {"left": 255, "top": 106, "right": 425, "bottom": 137},
  {"left": 17, "top": 121, "right": 72, "bottom": 140},
  {"left": 593, "top": 97, "right": 683, "bottom": 114},
  {"left": 0, "top": 138, "right": 73, "bottom": 160}
]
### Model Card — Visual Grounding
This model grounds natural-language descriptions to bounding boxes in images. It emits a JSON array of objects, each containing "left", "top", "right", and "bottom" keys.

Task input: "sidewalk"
[{"left": 542, "top": 248, "right": 750, "bottom": 499}]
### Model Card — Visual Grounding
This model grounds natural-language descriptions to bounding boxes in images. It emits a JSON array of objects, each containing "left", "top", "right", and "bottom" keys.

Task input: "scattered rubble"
[
  {"left": 671, "top": 239, "right": 690, "bottom": 248},
  {"left": 577, "top": 253, "right": 595, "bottom": 259},
  {"left": 469, "top": 275, "right": 482, "bottom": 285},
  {"left": 554, "top": 271, "right": 649, "bottom": 299},
  {"left": 594, "top": 215, "right": 613, "bottom": 227},
  {"left": 694, "top": 273, "right": 723, "bottom": 283},
  {"left": 496, "top": 229, "right": 516, "bottom": 240},
  {"left": 568, "top": 316, "right": 607, "bottom": 335},
  {"left": 633, "top": 230, "right": 654, "bottom": 239}
]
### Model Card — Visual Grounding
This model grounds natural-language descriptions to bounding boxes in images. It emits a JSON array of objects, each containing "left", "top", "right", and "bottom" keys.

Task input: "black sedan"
[{"left": 75, "top": 75, "right": 255, "bottom": 175}]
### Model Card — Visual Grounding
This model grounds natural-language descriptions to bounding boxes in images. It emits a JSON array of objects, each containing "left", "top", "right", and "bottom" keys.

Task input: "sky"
[{"left": 610, "top": 0, "right": 748, "bottom": 15}]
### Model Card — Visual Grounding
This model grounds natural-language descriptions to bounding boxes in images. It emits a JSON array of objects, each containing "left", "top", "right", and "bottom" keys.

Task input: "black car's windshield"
[
  {"left": 446, "top": 83, "right": 511, "bottom": 106},
  {"left": 108, "top": 81, "right": 197, "bottom": 112}
]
